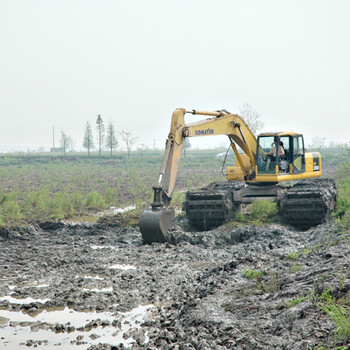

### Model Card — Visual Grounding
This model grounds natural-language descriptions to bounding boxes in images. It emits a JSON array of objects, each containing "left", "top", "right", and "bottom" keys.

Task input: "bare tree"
[
  {"left": 120, "top": 128, "right": 138, "bottom": 157},
  {"left": 105, "top": 122, "right": 118, "bottom": 157},
  {"left": 309, "top": 137, "right": 324, "bottom": 149},
  {"left": 60, "top": 131, "right": 70, "bottom": 158},
  {"left": 96, "top": 114, "right": 105, "bottom": 157},
  {"left": 83, "top": 122, "right": 95, "bottom": 157},
  {"left": 137, "top": 143, "right": 149, "bottom": 160},
  {"left": 68, "top": 138, "right": 75, "bottom": 152},
  {"left": 239, "top": 102, "right": 264, "bottom": 135},
  {"left": 183, "top": 138, "right": 191, "bottom": 157}
]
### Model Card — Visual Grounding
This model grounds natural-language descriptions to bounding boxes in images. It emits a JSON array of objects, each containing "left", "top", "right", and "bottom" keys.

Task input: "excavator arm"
[{"left": 139, "top": 108, "right": 257, "bottom": 243}]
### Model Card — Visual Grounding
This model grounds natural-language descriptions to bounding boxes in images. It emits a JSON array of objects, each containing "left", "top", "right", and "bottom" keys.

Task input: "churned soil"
[{"left": 0, "top": 218, "right": 349, "bottom": 349}]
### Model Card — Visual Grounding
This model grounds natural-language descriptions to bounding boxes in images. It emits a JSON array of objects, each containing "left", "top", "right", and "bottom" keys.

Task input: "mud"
[{"left": 0, "top": 219, "right": 349, "bottom": 349}]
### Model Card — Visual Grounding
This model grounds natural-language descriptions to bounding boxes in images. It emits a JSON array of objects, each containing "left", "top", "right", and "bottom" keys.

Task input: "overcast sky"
[{"left": 0, "top": 0, "right": 349, "bottom": 152}]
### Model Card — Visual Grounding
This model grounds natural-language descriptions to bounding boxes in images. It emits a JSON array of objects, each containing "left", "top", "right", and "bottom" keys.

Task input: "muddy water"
[
  {"left": 0, "top": 304, "right": 154, "bottom": 349},
  {"left": 0, "top": 220, "right": 349, "bottom": 349}
]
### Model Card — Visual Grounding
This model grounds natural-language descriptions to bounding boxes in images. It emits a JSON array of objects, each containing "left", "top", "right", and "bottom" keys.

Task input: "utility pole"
[{"left": 53, "top": 127, "right": 55, "bottom": 148}]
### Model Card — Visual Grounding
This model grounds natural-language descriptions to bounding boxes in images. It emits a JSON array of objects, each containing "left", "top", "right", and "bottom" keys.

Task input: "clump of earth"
[{"left": 0, "top": 216, "right": 349, "bottom": 349}]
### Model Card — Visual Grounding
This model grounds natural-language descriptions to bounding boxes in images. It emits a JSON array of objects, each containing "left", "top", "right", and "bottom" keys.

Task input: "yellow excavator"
[{"left": 139, "top": 108, "right": 337, "bottom": 243}]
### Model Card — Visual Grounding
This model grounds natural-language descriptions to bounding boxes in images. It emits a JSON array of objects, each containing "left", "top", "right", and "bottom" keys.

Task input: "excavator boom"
[{"left": 139, "top": 108, "right": 257, "bottom": 243}]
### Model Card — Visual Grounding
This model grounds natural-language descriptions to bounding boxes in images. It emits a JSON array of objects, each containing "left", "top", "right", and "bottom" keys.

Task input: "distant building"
[{"left": 50, "top": 147, "right": 64, "bottom": 153}]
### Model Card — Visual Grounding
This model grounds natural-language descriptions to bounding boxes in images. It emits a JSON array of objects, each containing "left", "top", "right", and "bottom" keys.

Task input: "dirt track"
[{"left": 0, "top": 218, "right": 349, "bottom": 349}]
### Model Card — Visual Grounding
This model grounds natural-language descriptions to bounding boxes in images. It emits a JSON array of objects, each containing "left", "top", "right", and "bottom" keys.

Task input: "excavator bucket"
[{"left": 139, "top": 207, "right": 175, "bottom": 244}]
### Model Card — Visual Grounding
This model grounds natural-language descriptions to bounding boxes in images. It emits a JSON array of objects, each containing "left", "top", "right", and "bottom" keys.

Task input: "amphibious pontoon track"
[
  {"left": 279, "top": 178, "right": 337, "bottom": 229},
  {"left": 183, "top": 178, "right": 337, "bottom": 230},
  {"left": 182, "top": 182, "right": 242, "bottom": 230}
]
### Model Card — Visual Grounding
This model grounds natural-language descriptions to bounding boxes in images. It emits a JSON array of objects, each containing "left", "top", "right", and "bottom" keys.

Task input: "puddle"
[
  {"left": 91, "top": 245, "right": 117, "bottom": 250},
  {"left": 35, "top": 284, "right": 50, "bottom": 289},
  {"left": 8, "top": 282, "right": 50, "bottom": 290},
  {"left": 114, "top": 205, "right": 136, "bottom": 214},
  {"left": 0, "top": 295, "right": 50, "bottom": 305},
  {"left": 0, "top": 304, "right": 154, "bottom": 349},
  {"left": 82, "top": 275, "right": 104, "bottom": 280},
  {"left": 0, "top": 307, "right": 112, "bottom": 326},
  {"left": 82, "top": 287, "right": 113, "bottom": 293},
  {"left": 108, "top": 264, "right": 137, "bottom": 271},
  {"left": 95, "top": 205, "right": 136, "bottom": 217}
]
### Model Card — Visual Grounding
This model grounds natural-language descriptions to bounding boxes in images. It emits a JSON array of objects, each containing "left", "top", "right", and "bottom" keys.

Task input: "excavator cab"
[{"left": 256, "top": 133, "right": 306, "bottom": 176}]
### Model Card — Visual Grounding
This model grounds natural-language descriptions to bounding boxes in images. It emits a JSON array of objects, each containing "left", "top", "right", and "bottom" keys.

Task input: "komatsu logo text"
[{"left": 195, "top": 128, "right": 214, "bottom": 136}]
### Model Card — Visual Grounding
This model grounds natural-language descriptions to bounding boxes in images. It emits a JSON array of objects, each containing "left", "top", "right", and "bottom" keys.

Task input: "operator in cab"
[
  {"left": 267, "top": 137, "right": 285, "bottom": 160},
  {"left": 265, "top": 137, "right": 285, "bottom": 171}
]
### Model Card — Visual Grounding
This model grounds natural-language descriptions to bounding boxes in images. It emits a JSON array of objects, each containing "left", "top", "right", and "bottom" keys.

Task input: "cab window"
[
  {"left": 292, "top": 135, "right": 305, "bottom": 172},
  {"left": 256, "top": 136, "right": 276, "bottom": 174}
]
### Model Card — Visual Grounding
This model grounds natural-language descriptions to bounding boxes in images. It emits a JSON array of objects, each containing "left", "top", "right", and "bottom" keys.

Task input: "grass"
[
  {"left": 287, "top": 251, "right": 300, "bottom": 260},
  {"left": 334, "top": 150, "right": 350, "bottom": 230},
  {"left": 321, "top": 303, "right": 350, "bottom": 340},
  {"left": 315, "top": 289, "right": 350, "bottom": 342},
  {"left": 222, "top": 271, "right": 280, "bottom": 310},
  {"left": 287, "top": 248, "right": 312, "bottom": 261},
  {"left": 0, "top": 146, "right": 348, "bottom": 227},
  {"left": 241, "top": 268, "right": 263, "bottom": 279},
  {"left": 306, "top": 345, "right": 350, "bottom": 350},
  {"left": 285, "top": 281, "right": 350, "bottom": 345},
  {"left": 0, "top": 150, "right": 222, "bottom": 225},
  {"left": 285, "top": 295, "right": 309, "bottom": 308},
  {"left": 234, "top": 200, "right": 278, "bottom": 225},
  {"left": 290, "top": 264, "right": 304, "bottom": 273}
]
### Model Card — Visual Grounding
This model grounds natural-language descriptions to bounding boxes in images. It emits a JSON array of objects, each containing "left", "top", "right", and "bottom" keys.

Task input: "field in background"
[
  {"left": 0, "top": 147, "right": 348, "bottom": 226},
  {"left": 0, "top": 150, "right": 224, "bottom": 225}
]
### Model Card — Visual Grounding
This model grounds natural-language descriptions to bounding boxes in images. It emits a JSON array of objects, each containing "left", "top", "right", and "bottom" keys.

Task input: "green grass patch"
[
  {"left": 287, "top": 248, "right": 312, "bottom": 261},
  {"left": 171, "top": 190, "right": 186, "bottom": 209},
  {"left": 241, "top": 268, "right": 263, "bottom": 279},
  {"left": 335, "top": 152, "right": 350, "bottom": 232},
  {"left": 0, "top": 151, "right": 223, "bottom": 225},
  {"left": 0, "top": 146, "right": 345, "bottom": 226},
  {"left": 251, "top": 200, "right": 278, "bottom": 220},
  {"left": 321, "top": 302, "right": 350, "bottom": 340},
  {"left": 287, "top": 251, "right": 300, "bottom": 260},
  {"left": 234, "top": 200, "right": 278, "bottom": 225},
  {"left": 290, "top": 264, "right": 304, "bottom": 273},
  {"left": 285, "top": 295, "right": 309, "bottom": 308}
]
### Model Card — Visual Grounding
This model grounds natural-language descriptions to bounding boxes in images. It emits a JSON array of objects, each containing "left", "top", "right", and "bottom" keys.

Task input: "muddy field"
[{"left": 0, "top": 215, "right": 349, "bottom": 349}]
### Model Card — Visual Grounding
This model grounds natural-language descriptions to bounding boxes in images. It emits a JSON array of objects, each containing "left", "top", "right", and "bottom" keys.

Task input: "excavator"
[{"left": 139, "top": 108, "right": 337, "bottom": 244}]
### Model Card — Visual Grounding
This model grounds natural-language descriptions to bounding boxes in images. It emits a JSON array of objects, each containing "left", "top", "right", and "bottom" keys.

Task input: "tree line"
[
  {"left": 59, "top": 103, "right": 262, "bottom": 157},
  {"left": 60, "top": 115, "right": 138, "bottom": 157}
]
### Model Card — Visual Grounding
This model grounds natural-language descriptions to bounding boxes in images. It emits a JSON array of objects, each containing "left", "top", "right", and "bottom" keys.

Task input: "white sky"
[{"left": 0, "top": 0, "right": 349, "bottom": 152}]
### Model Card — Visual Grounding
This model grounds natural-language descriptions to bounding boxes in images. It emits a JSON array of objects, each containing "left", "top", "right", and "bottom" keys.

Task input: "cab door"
[{"left": 292, "top": 135, "right": 305, "bottom": 173}]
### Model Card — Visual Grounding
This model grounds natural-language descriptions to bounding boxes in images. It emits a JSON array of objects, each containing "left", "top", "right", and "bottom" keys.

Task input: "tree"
[
  {"left": 83, "top": 122, "right": 95, "bottom": 157},
  {"left": 183, "top": 138, "right": 191, "bottom": 157},
  {"left": 105, "top": 122, "right": 118, "bottom": 157},
  {"left": 68, "top": 138, "right": 76, "bottom": 152},
  {"left": 309, "top": 137, "right": 324, "bottom": 149},
  {"left": 239, "top": 102, "right": 264, "bottom": 135},
  {"left": 120, "top": 128, "right": 138, "bottom": 157},
  {"left": 60, "top": 131, "right": 70, "bottom": 158},
  {"left": 96, "top": 114, "right": 105, "bottom": 157},
  {"left": 137, "top": 143, "right": 149, "bottom": 160}
]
